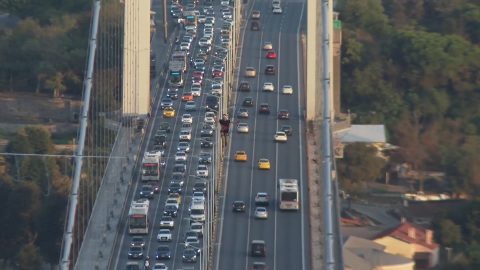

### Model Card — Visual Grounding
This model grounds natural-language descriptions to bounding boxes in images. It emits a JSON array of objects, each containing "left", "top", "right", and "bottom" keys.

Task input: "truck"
[
  {"left": 128, "top": 199, "right": 150, "bottom": 234},
  {"left": 141, "top": 153, "right": 162, "bottom": 181}
]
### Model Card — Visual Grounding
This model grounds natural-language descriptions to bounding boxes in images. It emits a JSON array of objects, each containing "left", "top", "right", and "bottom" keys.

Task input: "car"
[
  {"left": 163, "top": 107, "right": 175, "bottom": 118},
  {"left": 155, "top": 245, "right": 172, "bottom": 260},
  {"left": 167, "top": 88, "right": 178, "bottom": 99},
  {"left": 192, "top": 181, "right": 207, "bottom": 194},
  {"left": 198, "top": 46, "right": 210, "bottom": 54},
  {"left": 190, "top": 223, "right": 204, "bottom": 238},
  {"left": 196, "top": 165, "right": 209, "bottom": 176},
  {"left": 212, "top": 69, "right": 223, "bottom": 78},
  {"left": 221, "top": 0, "right": 229, "bottom": 5},
  {"left": 151, "top": 146, "right": 164, "bottom": 157},
  {"left": 154, "top": 134, "right": 167, "bottom": 147},
  {"left": 197, "top": 51, "right": 208, "bottom": 61},
  {"left": 153, "top": 263, "right": 168, "bottom": 270},
  {"left": 192, "top": 192, "right": 205, "bottom": 201},
  {"left": 237, "top": 123, "right": 249, "bottom": 133},
  {"left": 235, "top": 151, "right": 247, "bottom": 162},
  {"left": 282, "top": 85, "right": 293, "bottom": 95},
  {"left": 273, "top": 7, "right": 282, "bottom": 14},
  {"left": 131, "top": 236, "right": 146, "bottom": 249},
  {"left": 263, "top": 42, "right": 273, "bottom": 50},
  {"left": 274, "top": 131, "right": 288, "bottom": 142},
  {"left": 182, "top": 92, "right": 194, "bottom": 102},
  {"left": 239, "top": 81, "right": 250, "bottom": 91},
  {"left": 191, "top": 83, "right": 202, "bottom": 96},
  {"left": 211, "top": 84, "right": 222, "bottom": 95},
  {"left": 165, "top": 199, "right": 180, "bottom": 209},
  {"left": 201, "top": 138, "right": 213, "bottom": 148},
  {"left": 159, "top": 122, "right": 171, "bottom": 133},
  {"left": 182, "top": 248, "right": 198, "bottom": 262},
  {"left": 157, "top": 229, "right": 172, "bottom": 242},
  {"left": 233, "top": 201, "right": 246, "bottom": 212},
  {"left": 160, "top": 98, "right": 173, "bottom": 109},
  {"left": 184, "top": 236, "right": 200, "bottom": 248},
  {"left": 205, "top": 20, "right": 214, "bottom": 28},
  {"left": 160, "top": 216, "right": 174, "bottom": 229},
  {"left": 203, "top": 30, "right": 213, "bottom": 39},
  {"left": 182, "top": 114, "right": 193, "bottom": 124},
  {"left": 280, "top": 125, "right": 293, "bottom": 136},
  {"left": 168, "top": 193, "right": 182, "bottom": 205},
  {"left": 204, "top": 111, "right": 215, "bottom": 122},
  {"left": 197, "top": 14, "right": 206, "bottom": 23},
  {"left": 251, "top": 240, "right": 266, "bottom": 257},
  {"left": 182, "top": 123, "right": 192, "bottom": 129},
  {"left": 213, "top": 65, "right": 224, "bottom": 72},
  {"left": 200, "top": 124, "right": 214, "bottom": 137},
  {"left": 258, "top": 158, "right": 271, "bottom": 170},
  {"left": 175, "top": 151, "right": 187, "bottom": 161},
  {"left": 163, "top": 204, "right": 178, "bottom": 217},
  {"left": 262, "top": 82, "right": 274, "bottom": 91},
  {"left": 198, "top": 152, "right": 212, "bottom": 163},
  {"left": 184, "top": 231, "right": 199, "bottom": 242},
  {"left": 128, "top": 246, "right": 144, "bottom": 259},
  {"left": 172, "top": 164, "right": 186, "bottom": 175},
  {"left": 278, "top": 109, "right": 290, "bottom": 119},
  {"left": 255, "top": 192, "right": 269, "bottom": 206},
  {"left": 180, "top": 42, "right": 190, "bottom": 50},
  {"left": 266, "top": 50, "right": 277, "bottom": 59},
  {"left": 148, "top": 181, "right": 160, "bottom": 193},
  {"left": 265, "top": 65, "right": 275, "bottom": 75},
  {"left": 243, "top": 97, "right": 254, "bottom": 107},
  {"left": 252, "top": 10, "right": 261, "bottom": 19},
  {"left": 245, "top": 67, "right": 256, "bottom": 77},
  {"left": 140, "top": 185, "right": 155, "bottom": 199},
  {"left": 259, "top": 103, "right": 270, "bottom": 114},
  {"left": 237, "top": 108, "right": 249, "bottom": 118},
  {"left": 171, "top": 172, "right": 185, "bottom": 186},
  {"left": 254, "top": 207, "right": 268, "bottom": 219},
  {"left": 168, "top": 182, "right": 182, "bottom": 194},
  {"left": 223, "top": 11, "right": 232, "bottom": 19},
  {"left": 177, "top": 142, "right": 191, "bottom": 152},
  {"left": 198, "top": 37, "right": 210, "bottom": 46},
  {"left": 185, "top": 101, "right": 196, "bottom": 111},
  {"left": 251, "top": 21, "right": 261, "bottom": 30}
]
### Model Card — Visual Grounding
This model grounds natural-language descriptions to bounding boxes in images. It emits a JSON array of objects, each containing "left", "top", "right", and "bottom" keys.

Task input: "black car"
[
  {"left": 206, "top": 95, "right": 219, "bottom": 111},
  {"left": 182, "top": 248, "right": 198, "bottom": 262},
  {"left": 156, "top": 245, "right": 171, "bottom": 260},
  {"left": 172, "top": 165, "right": 186, "bottom": 176},
  {"left": 193, "top": 182, "right": 207, "bottom": 194},
  {"left": 243, "top": 97, "right": 254, "bottom": 107},
  {"left": 171, "top": 172, "right": 185, "bottom": 186},
  {"left": 239, "top": 81, "right": 250, "bottom": 92},
  {"left": 251, "top": 21, "right": 260, "bottom": 30},
  {"left": 154, "top": 134, "right": 167, "bottom": 147},
  {"left": 168, "top": 183, "right": 182, "bottom": 194},
  {"left": 251, "top": 240, "right": 266, "bottom": 257},
  {"left": 280, "top": 125, "right": 293, "bottom": 136},
  {"left": 259, "top": 103, "right": 270, "bottom": 114},
  {"left": 128, "top": 246, "right": 144, "bottom": 259},
  {"left": 140, "top": 185, "right": 155, "bottom": 199},
  {"left": 167, "top": 88, "right": 179, "bottom": 99},
  {"left": 131, "top": 236, "right": 146, "bottom": 249},
  {"left": 233, "top": 201, "right": 246, "bottom": 212},
  {"left": 163, "top": 205, "right": 178, "bottom": 217},
  {"left": 201, "top": 124, "right": 214, "bottom": 137},
  {"left": 201, "top": 138, "right": 213, "bottom": 148},
  {"left": 278, "top": 109, "right": 289, "bottom": 119},
  {"left": 198, "top": 152, "right": 212, "bottom": 163},
  {"left": 265, "top": 65, "right": 275, "bottom": 75},
  {"left": 253, "top": 262, "right": 268, "bottom": 270}
]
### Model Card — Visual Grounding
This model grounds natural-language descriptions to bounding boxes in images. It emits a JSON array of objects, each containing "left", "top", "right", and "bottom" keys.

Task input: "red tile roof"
[{"left": 373, "top": 222, "right": 439, "bottom": 250}]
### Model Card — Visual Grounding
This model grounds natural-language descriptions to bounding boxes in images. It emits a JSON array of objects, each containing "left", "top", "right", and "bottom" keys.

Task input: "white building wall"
[{"left": 123, "top": 0, "right": 151, "bottom": 118}]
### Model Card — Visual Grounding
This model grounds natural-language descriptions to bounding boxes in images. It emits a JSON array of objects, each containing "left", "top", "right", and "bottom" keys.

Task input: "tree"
[
  {"left": 438, "top": 219, "right": 462, "bottom": 245},
  {"left": 22, "top": 126, "right": 55, "bottom": 155},
  {"left": 15, "top": 242, "right": 43, "bottom": 270},
  {"left": 337, "top": 0, "right": 391, "bottom": 37},
  {"left": 337, "top": 143, "right": 386, "bottom": 192}
]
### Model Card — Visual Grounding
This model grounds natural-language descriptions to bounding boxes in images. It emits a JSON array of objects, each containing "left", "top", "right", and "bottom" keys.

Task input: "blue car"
[{"left": 156, "top": 245, "right": 171, "bottom": 260}]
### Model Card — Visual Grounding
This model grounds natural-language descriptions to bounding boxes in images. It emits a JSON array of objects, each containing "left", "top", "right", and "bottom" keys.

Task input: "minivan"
[
  {"left": 251, "top": 240, "right": 266, "bottom": 257},
  {"left": 190, "top": 203, "right": 206, "bottom": 223}
]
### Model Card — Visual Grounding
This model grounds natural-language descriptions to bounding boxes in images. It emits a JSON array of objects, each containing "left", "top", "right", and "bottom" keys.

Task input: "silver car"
[
  {"left": 254, "top": 207, "right": 268, "bottom": 219},
  {"left": 157, "top": 229, "right": 172, "bottom": 242},
  {"left": 201, "top": 124, "right": 214, "bottom": 137},
  {"left": 190, "top": 223, "right": 204, "bottom": 238},
  {"left": 237, "top": 123, "right": 249, "bottom": 133},
  {"left": 237, "top": 108, "right": 249, "bottom": 118},
  {"left": 160, "top": 216, "right": 174, "bottom": 228},
  {"left": 185, "top": 101, "right": 196, "bottom": 111},
  {"left": 177, "top": 142, "right": 191, "bottom": 152},
  {"left": 160, "top": 98, "right": 173, "bottom": 109},
  {"left": 254, "top": 192, "right": 269, "bottom": 206},
  {"left": 198, "top": 152, "right": 212, "bottom": 163}
]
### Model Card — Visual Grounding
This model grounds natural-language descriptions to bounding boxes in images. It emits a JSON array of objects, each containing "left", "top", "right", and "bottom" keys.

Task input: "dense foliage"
[
  {"left": 0, "top": 0, "right": 91, "bottom": 96},
  {"left": 337, "top": 0, "right": 480, "bottom": 196}
]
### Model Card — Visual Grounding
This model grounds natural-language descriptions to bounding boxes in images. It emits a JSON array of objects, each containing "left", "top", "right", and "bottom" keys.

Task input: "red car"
[
  {"left": 192, "top": 71, "right": 204, "bottom": 80},
  {"left": 193, "top": 78, "right": 203, "bottom": 85},
  {"left": 258, "top": 103, "right": 270, "bottom": 114},
  {"left": 147, "top": 181, "right": 160, "bottom": 193},
  {"left": 266, "top": 50, "right": 276, "bottom": 59},
  {"left": 212, "top": 70, "right": 223, "bottom": 78}
]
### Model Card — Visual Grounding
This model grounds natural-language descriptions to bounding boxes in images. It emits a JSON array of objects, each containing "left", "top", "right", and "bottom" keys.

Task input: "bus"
[
  {"left": 169, "top": 68, "right": 184, "bottom": 87},
  {"left": 279, "top": 179, "right": 299, "bottom": 210},
  {"left": 141, "top": 153, "right": 161, "bottom": 181},
  {"left": 183, "top": 11, "right": 197, "bottom": 31},
  {"left": 171, "top": 51, "right": 187, "bottom": 71},
  {"left": 128, "top": 199, "right": 149, "bottom": 234}
]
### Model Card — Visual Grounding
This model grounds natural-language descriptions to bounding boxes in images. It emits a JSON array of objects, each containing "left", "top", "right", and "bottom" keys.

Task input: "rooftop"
[
  {"left": 403, "top": 199, "right": 468, "bottom": 219},
  {"left": 373, "top": 222, "right": 439, "bottom": 250},
  {"left": 335, "top": 125, "right": 386, "bottom": 143}
]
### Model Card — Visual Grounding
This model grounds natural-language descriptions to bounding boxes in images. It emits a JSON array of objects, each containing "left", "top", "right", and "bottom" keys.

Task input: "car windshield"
[
  {"left": 170, "top": 183, "right": 181, "bottom": 188},
  {"left": 158, "top": 246, "right": 169, "bottom": 251},
  {"left": 161, "top": 216, "right": 172, "bottom": 221},
  {"left": 130, "top": 247, "right": 142, "bottom": 252}
]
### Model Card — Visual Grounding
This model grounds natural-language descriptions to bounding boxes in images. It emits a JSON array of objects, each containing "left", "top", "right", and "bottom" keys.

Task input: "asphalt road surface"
[{"left": 214, "top": 1, "right": 310, "bottom": 270}]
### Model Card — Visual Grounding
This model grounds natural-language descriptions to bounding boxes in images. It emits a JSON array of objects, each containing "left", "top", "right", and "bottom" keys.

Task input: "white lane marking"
[
  {"left": 296, "top": 1, "right": 307, "bottom": 270},
  {"left": 274, "top": 28, "right": 281, "bottom": 270},
  {"left": 215, "top": 0, "right": 257, "bottom": 269},
  {"left": 244, "top": 30, "right": 264, "bottom": 270}
]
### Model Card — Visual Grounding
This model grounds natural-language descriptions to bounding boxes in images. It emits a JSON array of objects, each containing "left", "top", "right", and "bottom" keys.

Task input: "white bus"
[
  {"left": 141, "top": 153, "right": 161, "bottom": 181},
  {"left": 128, "top": 199, "right": 149, "bottom": 234},
  {"left": 279, "top": 179, "right": 299, "bottom": 210},
  {"left": 183, "top": 11, "right": 197, "bottom": 31}
]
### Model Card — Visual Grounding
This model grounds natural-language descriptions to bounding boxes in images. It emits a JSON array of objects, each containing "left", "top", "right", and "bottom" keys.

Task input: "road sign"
[{"left": 333, "top": 20, "right": 341, "bottom": 29}]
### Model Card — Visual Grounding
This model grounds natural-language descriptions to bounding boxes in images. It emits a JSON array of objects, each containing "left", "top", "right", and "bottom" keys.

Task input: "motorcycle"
[{"left": 175, "top": 36, "right": 180, "bottom": 44}]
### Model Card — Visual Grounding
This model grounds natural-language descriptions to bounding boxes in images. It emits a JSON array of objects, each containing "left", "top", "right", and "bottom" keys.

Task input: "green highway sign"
[{"left": 333, "top": 20, "right": 341, "bottom": 29}]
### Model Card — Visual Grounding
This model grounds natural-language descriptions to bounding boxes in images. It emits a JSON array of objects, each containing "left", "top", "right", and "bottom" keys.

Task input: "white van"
[
  {"left": 272, "top": 0, "right": 280, "bottom": 9},
  {"left": 190, "top": 202, "right": 205, "bottom": 224}
]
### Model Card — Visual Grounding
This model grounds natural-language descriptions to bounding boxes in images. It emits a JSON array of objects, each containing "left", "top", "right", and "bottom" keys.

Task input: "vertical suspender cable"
[{"left": 60, "top": 2, "right": 101, "bottom": 270}]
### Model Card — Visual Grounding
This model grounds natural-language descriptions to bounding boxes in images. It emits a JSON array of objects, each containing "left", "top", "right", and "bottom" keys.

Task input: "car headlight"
[
  {"left": 183, "top": 255, "right": 186, "bottom": 258},
  {"left": 164, "top": 211, "right": 167, "bottom": 214},
  {"left": 193, "top": 255, "right": 197, "bottom": 259}
]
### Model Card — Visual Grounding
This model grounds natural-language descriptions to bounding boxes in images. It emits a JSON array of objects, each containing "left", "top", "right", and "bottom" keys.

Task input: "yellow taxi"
[
  {"left": 163, "top": 107, "right": 175, "bottom": 118},
  {"left": 168, "top": 193, "right": 181, "bottom": 205},
  {"left": 258, "top": 158, "right": 271, "bottom": 170},
  {"left": 235, "top": 151, "right": 247, "bottom": 162}
]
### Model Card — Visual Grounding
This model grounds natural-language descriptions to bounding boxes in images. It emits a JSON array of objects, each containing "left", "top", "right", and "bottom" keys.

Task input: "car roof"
[
  {"left": 260, "top": 103, "right": 269, "bottom": 106},
  {"left": 236, "top": 151, "right": 246, "bottom": 154},
  {"left": 234, "top": 201, "right": 245, "bottom": 204}
]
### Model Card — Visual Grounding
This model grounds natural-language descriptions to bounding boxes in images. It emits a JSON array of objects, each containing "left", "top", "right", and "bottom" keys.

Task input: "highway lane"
[
  {"left": 216, "top": 0, "right": 309, "bottom": 270},
  {"left": 111, "top": 3, "right": 225, "bottom": 269}
]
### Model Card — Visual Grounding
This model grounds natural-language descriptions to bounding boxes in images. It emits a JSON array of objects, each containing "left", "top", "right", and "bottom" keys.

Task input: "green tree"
[
  {"left": 7, "top": 128, "right": 32, "bottom": 154},
  {"left": 15, "top": 242, "right": 43, "bottom": 270},
  {"left": 337, "top": 0, "right": 391, "bottom": 36},
  {"left": 337, "top": 143, "right": 386, "bottom": 192},
  {"left": 22, "top": 126, "right": 55, "bottom": 155},
  {"left": 438, "top": 219, "right": 462, "bottom": 245}
]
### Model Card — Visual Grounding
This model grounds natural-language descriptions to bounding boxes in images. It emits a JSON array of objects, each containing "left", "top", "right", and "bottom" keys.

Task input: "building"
[
  {"left": 343, "top": 236, "right": 415, "bottom": 270},
  {"left": 401, "top": 199, "right": 468, "bottom": 226},
  {"left": 373, "top": 222, "right": 440, "bottom": 269}
]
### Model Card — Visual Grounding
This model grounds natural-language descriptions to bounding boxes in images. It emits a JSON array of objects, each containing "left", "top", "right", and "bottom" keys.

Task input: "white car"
[
  {"left": 157, "top": 229, "right": 172, "bottom": 242},
  {"left": 177, "top": 142, "right": 191, "bottom": 152},
  {"left": 237, "top": 123, "right": 249, "bottom": 133},
  {"left": 274, "top": 131, "right": 288, "bottom": 142},
  {"left": 196, "top": 165, "right": 209, "bottom": 176},
  {"left": 206, "top": 16, "right": 215, "bottom": 24},
  {"left": 273, "top": 7, "right": 282, "bottom": 14},
  {"left": 185, "top": 101, "right": 196, "bottom": 111},
  {"left": 197, "top": 15, "right": 206, "bottom": 23},
  {"left": 175, "top": 151, "right": 187, "bottom": 161},
  {"left": 204, "top": 30, "right": 213, "bottom": 39},
  {"left": 205, "top": 21, "right": 214, "bottom": 28},
  {"left": 165, "top": 199, "right": 179, "bottom": 209},
  {"left": 193, "top": 192, "right": 205, "bottom": 201},
  {"left": 205, "top": 112, "right": 216, "bottom": 122},
  {"left": 262, "top": 82, "right": 274, "bottom": 92},
  {"left": 211, "top": 84, "right": 222, "bottom": 95},
  {"left": 198, "top": 38, "right": 211, "bottom": 46},
  {"left": 221, "top": 9, "right": 230, "bottom": 15},
  {"left": 254, "top": 207, "right": 268, "bottom": 219},
  {"left": 205, "top": 119, "right": 215, "bottom": 127},
  {"left": 191, "top": 84, "right": 202, "bottom": 96},
  {"left": 263, "top": 42, "right": 273, "bottom": 50},
  {"left": 182, "top": 114, "right": 193, "bottom": 124},
  {"left": 179, "top": 130, "right": 192, "bottom": 141},
  {"left": 282, "top": 85, "right": 293, "bottom": 95},
  {"left": 221, "top": 0, "right": 229, "bottom": 5},
  {"left": 153, "top": 263, "right": 168, "bottom": 270},
  {"left": 160, "top": 216, "right": 174, "bottom": 229},
  {"left": 184, "top": 236, "right": 200, "bottom": 247},
  {"left": 204, "top": 26, "right": 213, "bottom": 33},
  {"left": 223, "top": 12, "right": 232, "bottom": 19},
  {"left": 194, "top": 59, "right": 205, "bottom": 66},
  {"left": 180, "top": 42, "right": 190, "bottom": 50},
  {"left": 190, "top": 223, "right": 204, "bottom": 237}
]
